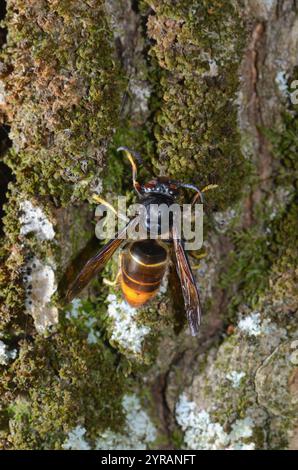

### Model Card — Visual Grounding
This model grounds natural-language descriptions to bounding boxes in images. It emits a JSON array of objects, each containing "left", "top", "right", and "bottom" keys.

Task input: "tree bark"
[{"left": 0, "top": 0, "right": 297, "bottom": 450}]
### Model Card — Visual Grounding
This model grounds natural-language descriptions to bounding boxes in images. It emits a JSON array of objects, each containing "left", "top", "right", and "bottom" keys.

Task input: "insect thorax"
[{"left": 140, "top": 193, "right": 176, "bottom": 237}]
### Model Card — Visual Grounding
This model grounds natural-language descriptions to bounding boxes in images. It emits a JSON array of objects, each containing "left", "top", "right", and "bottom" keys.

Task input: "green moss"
[
  {"left": 220, "top": 199, "right": 297, "bottom": 320},
  {"left": 0, "top": 0, "right": 130, "bottom": 333},
  {"left": 0, "top": 186, "right": 26, "bottom": 332},
  {"left": 0, "top": 305, "right": 131, "bottom": 449},
  {"left": 2, "top": 0, "right": 125, "bottom": 205},
  {"left": 265, "top": 112, "right": 298, "bottom": 188},
  {"left": 221, "top": 101, "right": 298, "bottom": 320},
  {"left": 171, "top": 428, "right": 185, "bottom": 450},
  {"left": 143, "top": 0, "right": 247, "bottom": 210},
  {"left": 220, "top": 223, "right": 272, "bottom": 316},
  {"left": 0, "top": 2, "right": 137, "bottom": 450}
]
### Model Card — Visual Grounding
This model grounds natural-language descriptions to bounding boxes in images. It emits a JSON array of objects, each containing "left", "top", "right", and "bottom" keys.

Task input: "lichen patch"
[
  {"left": 176, "top": 394, "right": 255, "bottom": 450},
  {"left": 63, "top": 394, "right": 157, "bottom": 450},
  {"left": 23, "top": 257, "right": 58, "bottom": 333},
  {"left": 106, "top": 294, "right": 150, "bottom": 356},
  {"left": 95, "top": 394, "right": 157, "bottom": 450},
  {"left": 0, "top": 340, "right": 17, "bottom": 366},
  {"left": 62, "top": 426, "right": 90, "bottom": 451},
  {"left": 19, "top": 200, "right": 55, "bottom": 241}
]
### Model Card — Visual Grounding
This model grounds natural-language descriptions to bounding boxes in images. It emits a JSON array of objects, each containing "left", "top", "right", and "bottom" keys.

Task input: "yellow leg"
[
  {"left": 190, "top": 251, "right": 207, "bottom": 270},
  {"left": 192, "top": 263, "right": 202, "bottom": 270},
  {"left": 117, "top": 147, "right": 142, "bottom": 195},
  {"left": 202, "top": 184, "right": 219, "bottom": 193},
  {"left": 103, "top": 270, "right": 121, "bottom": 287},
  {"left": 190, "top": 251, "right": 207, "bottom": 260},
  {"left": 191, "top": 184, "right": 219, "bottom": 205}
]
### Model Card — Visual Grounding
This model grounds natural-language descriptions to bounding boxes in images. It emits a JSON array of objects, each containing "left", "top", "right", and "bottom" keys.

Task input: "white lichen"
[
  {"left": 226, "top": 371, "right": 246, "bottom": 389},
  {"left": 19, "top": 200, "right": 55, "bottom": 241},
  {"left": 208, "top": 59, "right": 218, "bottom": 77},
  {"left": 237, "top": 312, "right": 287, "bottom": 340},
  {"left": 176, "top": 394, "right": 255, "bottom": 450},
  {"left": 204, "top": 59, "right": 218, "bottom": 77},
  {"left": 130, "top": 78, "right": 151, "bottom": 115},
  {"left": 64, "top": 394, "right": 157, "bottom": 450},
  {"left": 275, "top": 71, "right": 289, "bottom": 98},
  {"left": 62, "top": 426, "right": 91, "bottom": 450},
  {"left": 86, "top": 317, "right": 101, "bottom": 344},
  {"left": 90, "top": 176, "right": 103, "bottom": 195},
  {"left": 229, "top": 417, "right": 254, "bottom": 441},
  {"left": 0, "top": 340, "right": 17, "bottom": 365},
  {"left": 65, "top": 299, "right": 101, "bottom": 345},
  {"left": 237, "top": 312, "right": 263, "bottom": 336},
  {"left": 65, "top": 298, "right": 81, "bottom": 320},
  {"left": 96, "top": 394, "right": 157, "bottom": 450},
  {"left": 23, "top": 257, "right": 58, "bottom": 333},
  {"left": 106, "top": 294, "right": 150, "bottom": 355}
]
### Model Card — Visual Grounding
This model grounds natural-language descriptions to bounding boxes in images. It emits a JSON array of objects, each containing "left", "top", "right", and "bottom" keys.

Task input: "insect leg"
[
  {"left": 103, "top": 269, "right": 121, "bottom": 287},
  {"left": 187, "top": 251, "right": 208, "bottom": 271},
  {"left": 103, "top": 252, "right": 123, "bottom": 287},
  {"left": 189, "top": 251, "right": 207, "bottom": 260},
  {"left": 191, "top": 184, "right": 219, "bottom": 205},
  {"left": 202, "top": 184, "right": 219, "bottom": 194},
  {"left": 175, "top": 182, "right": 219, "bottom": 205},
  {"left": 117, "top": 147, "right": 142, "bottom": 195}
]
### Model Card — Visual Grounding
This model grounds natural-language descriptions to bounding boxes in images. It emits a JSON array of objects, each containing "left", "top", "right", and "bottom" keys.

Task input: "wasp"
[{"left": 66, "top": 148, "right": 217, "bottom": 336}]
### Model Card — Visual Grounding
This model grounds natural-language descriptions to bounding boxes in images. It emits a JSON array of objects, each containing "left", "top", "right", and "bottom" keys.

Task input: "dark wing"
[
  {"left": 168, "top": 249, "right": 187, "bottom": 334},
  {"left": 65, "top": 218, "right": 137, "bottom": 302},
  {"left": 172, "top": 226, "right": 202, "bottom": 336}
]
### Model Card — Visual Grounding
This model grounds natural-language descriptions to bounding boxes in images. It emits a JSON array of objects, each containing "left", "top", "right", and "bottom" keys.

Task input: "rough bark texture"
[{"left": 0, "top": 0, "right": 297, "bottom": 450}]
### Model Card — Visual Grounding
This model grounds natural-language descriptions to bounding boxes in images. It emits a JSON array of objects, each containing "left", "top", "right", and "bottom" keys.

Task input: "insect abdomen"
[{"left": 120, "top": 240, "right": 168, "bottom": 308}]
